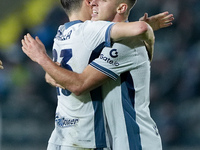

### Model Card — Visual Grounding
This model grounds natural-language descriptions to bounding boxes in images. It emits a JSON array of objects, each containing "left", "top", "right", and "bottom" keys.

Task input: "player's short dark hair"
[
  {"left": 60, "top": 0, "right": 82, "bottom": 16},
  {"left": 118, "top": 0, "right": 136, "bottom": 15},
  {"left": 127, "top": 0, "right": 137, "bottom": 11}
]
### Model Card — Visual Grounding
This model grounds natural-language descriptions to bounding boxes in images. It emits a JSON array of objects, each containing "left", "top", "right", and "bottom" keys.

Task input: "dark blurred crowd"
[
  {"left": 0, "top": 0, "right": 200, "bottom": 149},
  {"left": 130, "top": 0, "right": 200, "bottom": 148}
]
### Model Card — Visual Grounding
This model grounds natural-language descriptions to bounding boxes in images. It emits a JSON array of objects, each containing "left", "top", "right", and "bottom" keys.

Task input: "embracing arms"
[
  {"left": 46, "top": 12, "right": 174, "bottom": 94},
  {"left": 21, "top": 20, "right": 152, "bottom": 95},
  {"left": 21, "top": 12, "right": 174, "bottom": 96},
  {"left": 22, "top": 34, "right": 108, "bottom": 95}
]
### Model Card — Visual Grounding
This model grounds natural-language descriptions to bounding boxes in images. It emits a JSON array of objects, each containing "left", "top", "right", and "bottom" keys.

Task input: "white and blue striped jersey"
[
  {"left": 90, "top": 44, "right": 162, "bottom": 150},
  {"left": 48, "top": 20, "right": 114, "bottom": 148}
]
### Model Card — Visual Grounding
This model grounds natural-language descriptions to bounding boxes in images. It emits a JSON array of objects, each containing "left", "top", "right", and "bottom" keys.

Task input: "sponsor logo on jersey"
[
  {"left": 65, "top": 30, "right": 72, "bottom": 40},
  {"left": 56, "top": 27, "right": 72, "bottom": 41},
  {"left": 55, "top": 113, "right": 79, "bottom": 128},
  {"left": 110, "top": 49, "right": 118, "bottom": 58},
  {"left": 99, "top": 49, "right": 119, "bottom": 66}
]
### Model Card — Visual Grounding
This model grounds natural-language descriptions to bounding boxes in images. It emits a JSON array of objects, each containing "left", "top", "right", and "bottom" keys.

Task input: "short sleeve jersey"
[
  {"left": 48, "top": 20, "right": 114, "bottom": 148},
  {"left": 90, "top": 43, "right": 162, "bottom": 150}
]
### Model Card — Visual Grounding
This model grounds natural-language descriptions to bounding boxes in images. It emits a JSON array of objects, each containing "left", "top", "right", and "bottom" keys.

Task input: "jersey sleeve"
[
  {"left": 90, "top": 44, "right": 142, "bottom": 80},
  {"left": 82, "top": 20, "right": 115, "bottom": 49}
]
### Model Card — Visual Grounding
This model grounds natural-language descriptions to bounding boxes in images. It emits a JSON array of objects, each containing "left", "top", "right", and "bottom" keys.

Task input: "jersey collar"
[{"left": 64, "top": 20, "right": 83, "bottom": 30}]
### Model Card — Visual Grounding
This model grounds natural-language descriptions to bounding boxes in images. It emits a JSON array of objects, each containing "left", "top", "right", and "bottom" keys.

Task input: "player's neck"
[
  {"left": 69, "top": 9, "right": 91, "bottom": 22},
  {"left": 69, "top": 15, "right": 84, "bottom": 22},
  {"left": 112, "top": 13, "right": 128, "bottom": 22}
]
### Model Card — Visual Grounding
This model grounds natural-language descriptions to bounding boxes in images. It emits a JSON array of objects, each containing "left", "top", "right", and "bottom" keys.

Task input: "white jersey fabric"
[
  {"left": 48, "top": 20, "right": 114, "bottom": 148},
  {"left": 90, "top": 43, "right": 162, "bottom": 150}
]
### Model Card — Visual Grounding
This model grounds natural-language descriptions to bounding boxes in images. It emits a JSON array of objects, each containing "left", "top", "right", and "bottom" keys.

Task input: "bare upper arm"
[{"left": 110, "top": 21, "right": 149, "bottom": 42}]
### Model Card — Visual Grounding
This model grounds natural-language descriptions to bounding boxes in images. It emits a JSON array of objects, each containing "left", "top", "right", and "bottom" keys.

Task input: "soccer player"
[
  {"left": 44, "top": 0, "right": 173, "bottom": 149},
  {"left": 0, "top": 60, "right": 3, "bottom": 69},
  {"left": 21, "top": 0, "right": 173, "bottom": 149},
  {"left": 22, "top": 0, "right": 155, "bottom": 149},
  {"left": 85, "top": 1, "right": 173, "bottom": 149}
]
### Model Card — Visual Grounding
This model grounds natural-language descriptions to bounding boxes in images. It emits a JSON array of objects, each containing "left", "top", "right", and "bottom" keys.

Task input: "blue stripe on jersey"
[
  {"left": 120, "top": 72, "right": 142, "bottom": 150},
  {"left": 89, "top": 43, "right": 108, "bottom": 148},
  {"left": 89, "top": 43, "right": 106, "bottom": 63},
  {"left": 89, "top": 23, "right": 114, "bottom": 63},
  {"left": 90, "top": 62, "right": 118, "bottom": 80},
  {"left": 90, "top": 87, "right": 107, "bottom": 148},
  {"left": 88, "top": 23, "right": 115, "bottom": 148},
  {"left": 105, "top": 24, "right": 115, "bottom": 47},
  {"left": 64, "top": 20, "right": 83, "bottom": 30}
]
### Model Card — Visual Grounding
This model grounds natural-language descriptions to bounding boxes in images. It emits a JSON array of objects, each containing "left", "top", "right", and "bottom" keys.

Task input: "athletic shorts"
[{"left": 47, "top": 143, "right": 111, "bottom": 150}]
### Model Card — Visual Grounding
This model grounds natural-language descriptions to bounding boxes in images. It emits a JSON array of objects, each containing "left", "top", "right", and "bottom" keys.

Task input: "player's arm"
[
  {"left": 45, "top": 65, "right": 110, "bottom": 96},
  {"left": 0, "top": 60, "right": 3, "bottom": 69},
  {"left": 21, "top": 21, "right": 154, "bottom": 95},
  {"left": 21, "top": 34, "right": 109, "bottom": 95},
  {"left": 44, "top": 64, "right": 109, "bottom": 96},
  {"left": 139, "top": 11, "right": 174, "bottom": 31},
  {"left": 110, "top": 21, "right": 154, "bottom": 61},
  {"left": 111, "top": 21, "right": 154, "bottom": 43}
]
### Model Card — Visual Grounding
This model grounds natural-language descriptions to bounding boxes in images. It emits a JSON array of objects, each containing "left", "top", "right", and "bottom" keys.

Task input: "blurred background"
[{"left": 0, "top": 0, "right": 200, "bottom": 149}]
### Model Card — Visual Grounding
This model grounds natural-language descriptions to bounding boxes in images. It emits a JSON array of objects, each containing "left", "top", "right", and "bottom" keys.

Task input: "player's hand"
[
  {"left": 0, "top": 60, "right": 3, "bottom": 69},
  {"left": 21, "top": 33, "right": 48, "bottom": 63},
  {"left": 139, "top": 11, "right": 174, "bottom": 31}
]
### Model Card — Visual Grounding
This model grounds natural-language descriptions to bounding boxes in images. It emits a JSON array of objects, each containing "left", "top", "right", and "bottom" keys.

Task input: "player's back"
[{"left": 48, "top": 20, "right": 114, "bottom": 148}]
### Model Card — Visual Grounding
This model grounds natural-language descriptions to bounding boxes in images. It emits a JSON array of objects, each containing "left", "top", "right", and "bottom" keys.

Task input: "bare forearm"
[
  {"left": 139, "top": 23, "right": 154, "bottom": 43},
  {"left": 21, "top": 33, "right": 109, "bottom": 96},
  {"left": 38, "top": 54, "right": 85, "bottom": 94},
  {"left": 40, "top": 55, "right": 109, "bottom": 96}
]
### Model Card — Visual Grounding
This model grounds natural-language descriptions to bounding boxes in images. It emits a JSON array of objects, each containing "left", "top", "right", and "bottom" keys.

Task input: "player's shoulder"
[
  {"left": 54, "top": 24, "right": 66, "bottom": 41},
  {"left": 55, "top": 20, "right": 83, "bottom": 41},
  {"left": 83, "top": 20, "right": 113, "bottom": 28}
]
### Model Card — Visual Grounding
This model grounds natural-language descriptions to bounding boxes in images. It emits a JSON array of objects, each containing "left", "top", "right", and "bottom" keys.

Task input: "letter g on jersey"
[{"left": 110, "top": 49, "right": 118, "bottom": 58}]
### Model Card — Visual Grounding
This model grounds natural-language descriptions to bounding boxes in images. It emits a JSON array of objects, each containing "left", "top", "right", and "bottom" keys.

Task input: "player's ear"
[
  {"left": 117, "top": 3, "right": 128, "bottom": 14},
  {"left": 85, "top": 0, "right": 92, "bottom": 6}
]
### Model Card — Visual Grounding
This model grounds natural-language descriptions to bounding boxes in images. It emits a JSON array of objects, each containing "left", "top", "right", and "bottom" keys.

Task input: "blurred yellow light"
[
  {"left": 22, "top": 0, "right": 57, "bottom": 28},
  {"left": 0, "top": 0, "right": 58, "bottom": 49},
  {"left": 0, "top": 13, "right": 23, "bottom": 49}
]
